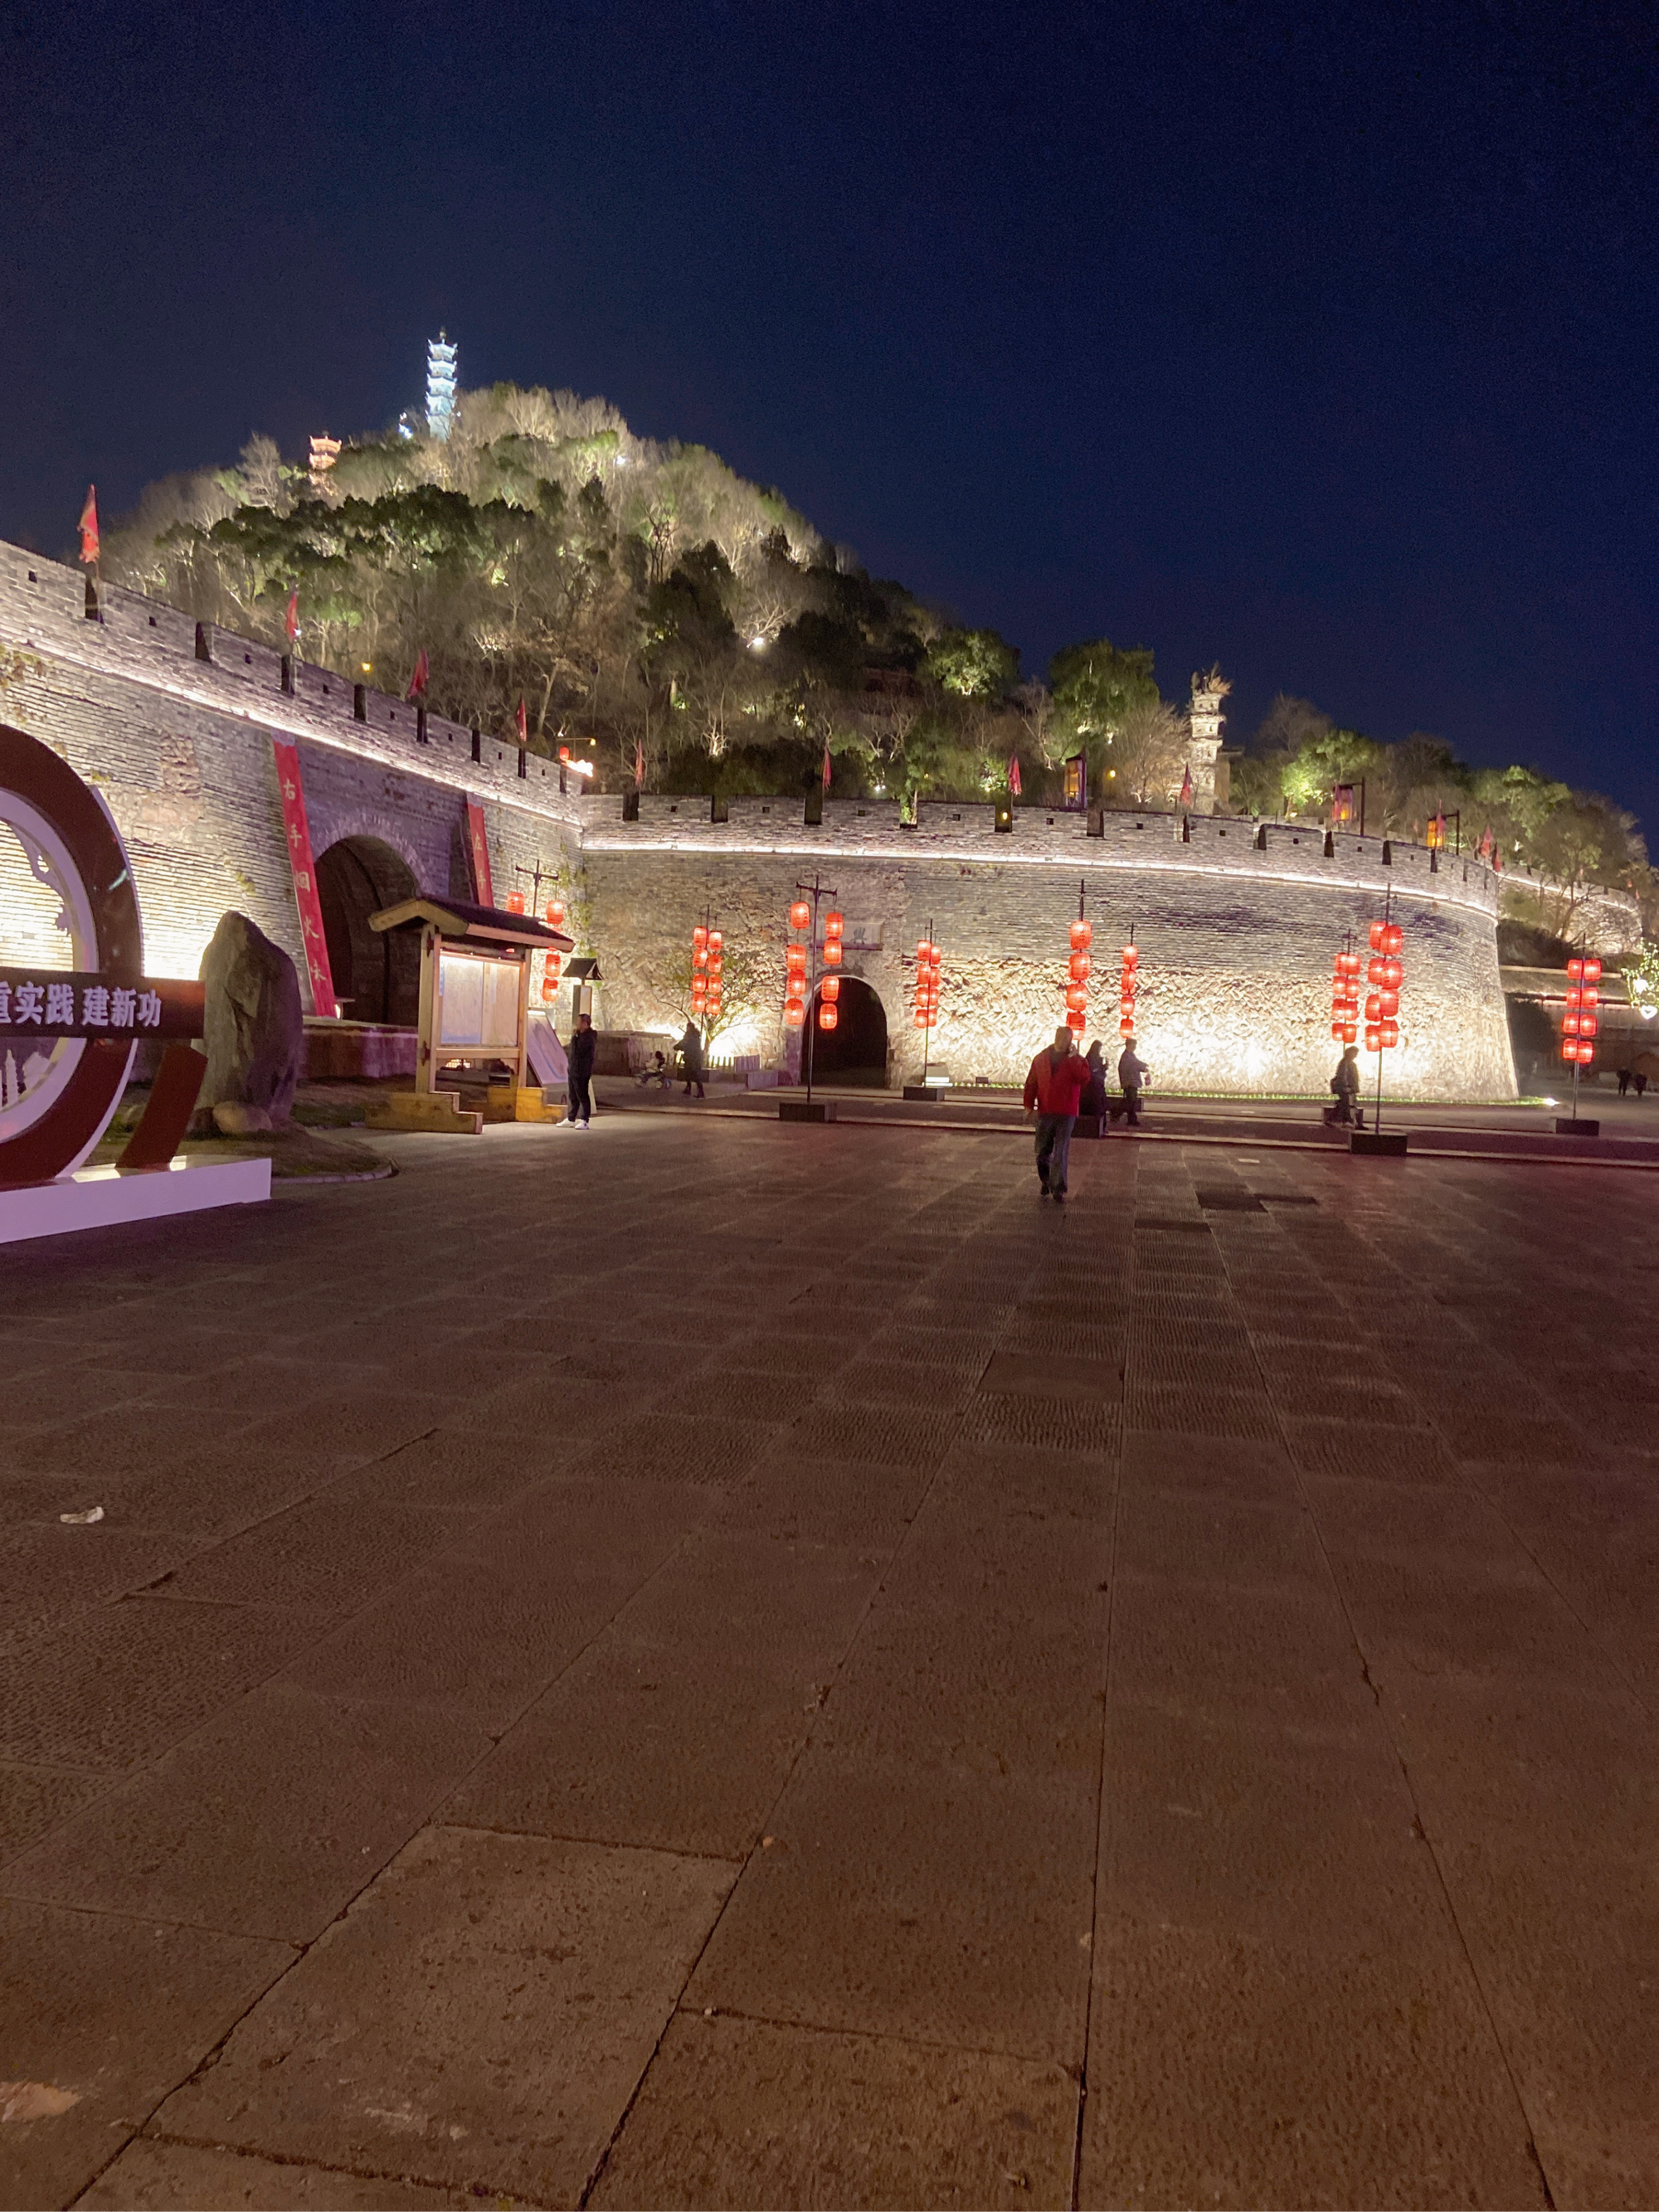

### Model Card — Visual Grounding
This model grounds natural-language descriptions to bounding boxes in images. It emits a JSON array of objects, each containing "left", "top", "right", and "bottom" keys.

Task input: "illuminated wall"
[
  {"left": 582, "top": 816, "right": 1515, "bottom": 1101},
  {"left": 0, "top": 538, "right": 1514, "bottom": 1099}
]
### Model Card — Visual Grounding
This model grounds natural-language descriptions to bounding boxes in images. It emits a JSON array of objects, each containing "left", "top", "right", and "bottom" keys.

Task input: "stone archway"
[
  {"left": 806, "top": 974, "right": 889, "bottom": 1087},
  {"left": 315, "top": 835, "right": 421, "bottom": 1025}
]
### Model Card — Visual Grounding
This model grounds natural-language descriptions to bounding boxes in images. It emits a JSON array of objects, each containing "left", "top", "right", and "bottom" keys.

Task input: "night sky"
[{"left": 6, "top": 2, "right": 1657, "bottom": 824}]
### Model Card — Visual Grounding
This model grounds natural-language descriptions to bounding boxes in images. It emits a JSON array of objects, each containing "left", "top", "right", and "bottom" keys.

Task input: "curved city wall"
[{"left": 0, "top": 539, "right": 1515, "bottom": 1100}]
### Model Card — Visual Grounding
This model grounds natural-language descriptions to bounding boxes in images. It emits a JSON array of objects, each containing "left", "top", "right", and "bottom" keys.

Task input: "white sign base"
[{"left": 0, "top": 1156, "right": 272, "bottom": 1247}]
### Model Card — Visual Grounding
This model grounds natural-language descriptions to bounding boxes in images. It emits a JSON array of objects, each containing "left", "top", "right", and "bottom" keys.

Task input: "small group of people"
[
  {"left": 1023, "top": 1028, "right": 1149, "bottom": 1202},
  {"left": 1616, "top": 1067, "right": 1649, "bottom": 1099}
]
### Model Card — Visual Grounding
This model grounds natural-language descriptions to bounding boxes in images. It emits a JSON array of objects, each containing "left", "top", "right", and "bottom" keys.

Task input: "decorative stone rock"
[
  {"left": 198, "top": 913, "right": 303, "bottom": 1124},
  {"left": 212, "top": 1099, "right": 274, "bottom": 1136}
]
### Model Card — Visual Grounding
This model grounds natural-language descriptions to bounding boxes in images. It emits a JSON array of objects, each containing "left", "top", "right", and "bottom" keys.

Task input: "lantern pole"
[
  {"left": 922, "top": 916, "right": 933, "bottom": 1085},
  {"left": 1572, "top": 932, "right": 1584, "bottom": 1125},
  {"left": 795, "top": 873, "right": 836, "bottom": 1105},
  {"left": 1374, "top": 885, "right": 1392, "bottom": 1135}
]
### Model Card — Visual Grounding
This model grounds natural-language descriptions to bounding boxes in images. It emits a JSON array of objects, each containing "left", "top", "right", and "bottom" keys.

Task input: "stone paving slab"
[{"left": 0, "top": 1115, "right": 1655, "bottom": 2206}]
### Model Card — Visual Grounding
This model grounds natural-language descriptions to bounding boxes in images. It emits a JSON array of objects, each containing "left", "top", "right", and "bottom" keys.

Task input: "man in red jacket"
[{"left": 1023, "top": 1026, "right": 1093, "bottom": 1202}]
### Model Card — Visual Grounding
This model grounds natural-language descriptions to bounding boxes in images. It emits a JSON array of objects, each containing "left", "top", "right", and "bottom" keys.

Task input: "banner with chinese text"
[
  {"left": 271, "top": 739, "right": 338, "bottom": 1018},
  {"left": 465, "top": 799, "right": 494, "bottom": 907},
  {"left": 0, "top": 971, "right": 204, "bottom": 1038}
]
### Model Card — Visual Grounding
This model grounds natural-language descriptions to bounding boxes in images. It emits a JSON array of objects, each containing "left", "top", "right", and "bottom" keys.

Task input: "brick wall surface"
[{"left": 0, "top": 539, "right": 1516, "bottom": 1097}]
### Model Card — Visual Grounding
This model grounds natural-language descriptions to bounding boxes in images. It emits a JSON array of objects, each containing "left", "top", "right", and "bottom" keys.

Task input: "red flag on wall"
[
  {"left": 515, "top": 698, "right": 528, "bottom": 744},
  {"left": 1008, "top": 756, "right": 1023, "bottom": 797},
  {"left": 1179, "top": 765, "right": 1193, "bottom": 807},
  {"left": 406, "top": 649, "right": 429, "bottom": 701},
  {"left": 821, "top": 742, "right": 833, "bottom": 795},
  {"left": 77, "top": 487, "right": 100, "bottom": 566},
  {"left": 284, "top": 591, "right": 299, "bottom": 644}
]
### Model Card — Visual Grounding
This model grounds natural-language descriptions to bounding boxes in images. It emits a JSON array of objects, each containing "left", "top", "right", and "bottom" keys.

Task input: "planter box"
[
  {"left": 1554, "top": 1117, "right": 1600, "bottom": 1137},
  {"left": 779, "top": 1101, "right": 835, "bottom": 1123},
  {"left": 1350, "top": 1130, "right": 1408, "bottom": 1157}
]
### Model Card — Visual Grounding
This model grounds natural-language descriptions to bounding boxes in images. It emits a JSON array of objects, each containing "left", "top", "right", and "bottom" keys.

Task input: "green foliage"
[
  {"left": 1622, "top": 942, "right": 1659, "bottom": 1013},
  {"left": 1229, "top": 696, "right": 1648, "bottom": 899},
  {"left": 923, "top": 628, "right": 1019, "bottom": 701}
]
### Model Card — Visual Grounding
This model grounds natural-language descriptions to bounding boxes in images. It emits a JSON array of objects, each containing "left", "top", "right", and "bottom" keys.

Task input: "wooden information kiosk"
[{"left": 362, "top": 897, "right": 574, "bottom": 1134}]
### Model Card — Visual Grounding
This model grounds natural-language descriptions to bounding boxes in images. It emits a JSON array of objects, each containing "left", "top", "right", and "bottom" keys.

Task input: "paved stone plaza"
[{"left": 2, "top": 1116, "right": 1654, "bottom": 2210}]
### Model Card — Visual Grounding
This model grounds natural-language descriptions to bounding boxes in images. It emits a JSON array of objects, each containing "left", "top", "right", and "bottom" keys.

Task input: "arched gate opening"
[
  {"left": 806, "top": 975, "right": 889, "bottom": 1087},
  {"left": 316, "top": 836, "right": 421, "bottom": 1025}
]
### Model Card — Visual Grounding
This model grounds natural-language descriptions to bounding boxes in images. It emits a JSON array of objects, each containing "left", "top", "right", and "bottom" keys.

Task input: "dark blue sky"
[{"left": 6, "top": 1, "right": 1657, "bottom": 824}]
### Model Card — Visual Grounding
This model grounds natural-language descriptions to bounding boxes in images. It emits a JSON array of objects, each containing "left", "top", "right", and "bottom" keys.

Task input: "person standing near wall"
[
  {"left": 1116, "top": 1035, "right": 1149, "bottom": 1127},
  {"left": 1023, "top": 1027, "right": 1092, "bottom": 1202},
  {"left": 567, "top": 1011, "right": 596, "bottom": 1128},
  {"left": 679, "top": 1018, "right": 706, "bottom": 1100}
]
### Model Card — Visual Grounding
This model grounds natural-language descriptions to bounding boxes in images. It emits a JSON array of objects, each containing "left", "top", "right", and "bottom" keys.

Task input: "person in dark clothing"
[
  {"left": 566, "top": 1012, "right": 596, "bottom": 1126},
  {"left": 1618, "top": 1067, "right": 1631, "bottom": 1098},
  {"left": 1329, "top": 1045, "right": 1364, "bottom": 1126},
  {"left": 1115, "top": 1037, "right": 1148, "bottom": 1126},
  {"left": 679, "top": 1019, "right": 706, "bottom": 1098},
  {"left": 1023, "top": 1026, "right": 1092, "bottom": 1201},
  {"left": 1636, "top": 1072, "right": 1649, "bottom": 1099},
  {"left": 1082, "top": 1039, "right": 1109, "bottom": 1119}
]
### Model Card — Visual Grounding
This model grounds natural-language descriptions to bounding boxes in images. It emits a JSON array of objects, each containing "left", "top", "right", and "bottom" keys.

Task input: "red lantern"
[
  {"left": 708, "top": 930, "right": 722, "bottom": 951},
  {"left": 819, "top": 1002, "right": 839, "bottom": 1031},
  {"left": 1068, "top": 950, "right": 1092, "bottom": 981},
  {"left": 1065, "top": 983, "right": 1089, "bottom": 1011},
  {"left": 821, "top": 975, "right": 841, "bottom": 1003},
  {"left": 1584, "top": 956, "right": 1603, "bottom": 983},
  {"left": 1068, "top": 1008, "right": 1087, "bottom": 1033},
  {"left": 692, "top": 925, "right": 708, "bottom": 948},
  {"left": 1070, "top": 919, "right": 1093, "bottom": 950},
  {"left": 785, "top": 1001, "right": 805, "bottom": 1028},
  {"left": 541, "top": 975, "right": 557, "bottom": 1004},
  {"left": 708, "top": 953, "right": 722, "bottom": 978},
  {"left": 915, "top": 939, "right": 931, "bottom": 960},
  {"left": 822, "top": 938, "right": 843, "bottom": 966},
  {"left": 825, "top": 911, "right": 844, "bottom": 940},
  {"left": 789, "top": 899, "right": 810, "bottom": 930},
  {"left": 1121, "top": 945, "right": 1139, "bottom": 969},
  {"left": 786, "top": 943, "right": 806, "bottom": 971},
  {"left": 546, "top": 899, "right": 566, "bottom": 929},
  {"left": 506, "top": 891, "right": 526, "bottom": 915},
  {"left": 913, "top": 1009, "right": 929, "bottom": 1028}
]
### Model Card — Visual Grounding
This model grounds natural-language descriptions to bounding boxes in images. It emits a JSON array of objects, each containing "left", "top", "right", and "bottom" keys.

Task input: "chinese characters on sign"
[
  {"left": 0, "top": 971, "right": 202, "bottom": 1038},
  {"left": 465, "top": 800, "right": 494, "bottom": 908},
  {"left": 270, "top": 738, "right": 338, "bottom": 1018}
]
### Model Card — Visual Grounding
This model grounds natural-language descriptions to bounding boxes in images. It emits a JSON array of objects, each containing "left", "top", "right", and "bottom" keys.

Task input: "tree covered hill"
[{"left": 102, "top": 377, "right": 1649, "bottom": 913}]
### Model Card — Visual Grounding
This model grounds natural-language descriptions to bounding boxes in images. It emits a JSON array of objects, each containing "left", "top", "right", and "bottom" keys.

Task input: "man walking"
[
  {"left": 567, "top": 1010, "right": 596, "bottom": 1128},
  {"left": 1117, "top": 1034, "right": 1149, "bottom": 1127},
  {"left": 1023, "top": 1026, "right": 1092, "bottom": 1202},
  {"left": 1329, "top": 1044, "right": 1364, "bottom": 1126}
]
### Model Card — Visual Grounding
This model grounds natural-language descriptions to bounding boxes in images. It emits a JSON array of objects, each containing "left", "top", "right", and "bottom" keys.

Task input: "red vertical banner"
[
  {"left": 271, "top": 739, "right": 338, "bottom": 1018},
  {"left": 465, "top": 800, "right": 494, "bottom": 907}
]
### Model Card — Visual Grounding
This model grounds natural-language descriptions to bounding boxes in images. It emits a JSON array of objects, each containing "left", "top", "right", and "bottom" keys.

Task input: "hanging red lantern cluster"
[
  {"left": 1365, "top": 919, "right": 1404, "bottom": 1052},
  {"left": 822, "top": 910, "right": 845, "bottom": 965},
  {"left": 1118, "top": 941, "right": 1139, "bottom": 1038},
  {"left": 819, "top": 974, "right": 840, "bottom": 1030},
  {"left": 539, "top": 894, "right": 567, "bottom": 1004},
  {"left": 784, "top": 906, "right": 809, "bottom": 1028},
  {"left": 1562, "top": 954, "right": 1602, "bottom": 1063},
  {"left": 1064, "top": 916, "right": 1092, "bottom": 1034},
  {"left": 912, "top": 939, "right": 941, "bottom": 1030},
  {"left": 1330, "top": 944, "right": 1361, "bottom": 1043},
  {"left": 816, "top": 912, "right": 845, "bottom": 1023},
  {"left": 689, "top": 923, "right": 724, "bottom": 1024}
]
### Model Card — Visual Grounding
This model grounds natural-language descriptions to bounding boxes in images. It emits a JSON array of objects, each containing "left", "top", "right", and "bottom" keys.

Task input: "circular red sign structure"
[{"left": 0, "top": 723, "right": 144, "bottom": 1187}]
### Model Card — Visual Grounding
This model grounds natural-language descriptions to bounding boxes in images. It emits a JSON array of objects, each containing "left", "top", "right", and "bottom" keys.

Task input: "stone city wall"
[
  {"left": 581, "top": 812, "right": 1514, "bottom": 1100},
  {"left": 0, "top": 541, "right": 583, "bottom": 1001},
  {"left": 0, "top": 537, "right": 1515, "bottom": 1096}
]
